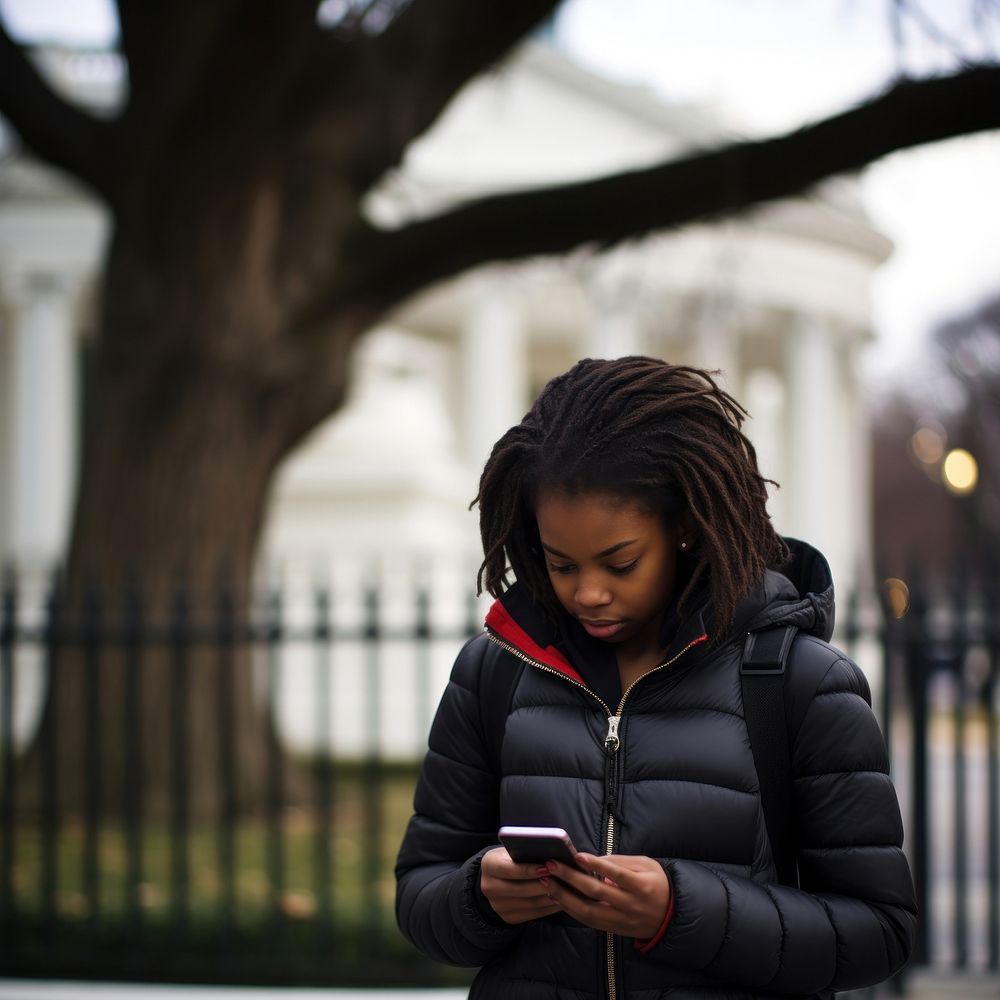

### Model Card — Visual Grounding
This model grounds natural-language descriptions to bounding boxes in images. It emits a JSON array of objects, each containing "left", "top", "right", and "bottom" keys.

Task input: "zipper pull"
[{"left": 605, "top": 715, "right": 621, "bottom": 753}]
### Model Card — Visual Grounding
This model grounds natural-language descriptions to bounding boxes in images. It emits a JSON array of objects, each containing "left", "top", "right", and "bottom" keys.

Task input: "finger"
[
  {"left": 483, "top": 882, "right": 549, "bottom": 906},
  {"left": 541, "top": 877, "right": 616, "bottom": 933},
  {"left": 605, "top": 854, "right": 665, "bottom": 875},
  {"left": 493, "top": 887, "right": 564, "bottom": 919},
  {"left": 485, "top": 878, "right": 555, "bottom": 901},
  {"left": 574, "top": 853, "right": 649, "bottom": 892},
  {"left": 541, "top": 867, "right": 615, "bottom": 909},
  {"left": 547, "top": 858, "right": 667, "bottom": 930},
  {"left": 544, "top": 860, "right": 621, "bottom": 903},
  {"left": 483, "top": 850, "right": 556, "bottom": 881},
  {"left": 562, "top": 857, "right": 671, "bottom": 938},
  {"left": 543, "top": 876, "right": 665, "bottom": 939}
]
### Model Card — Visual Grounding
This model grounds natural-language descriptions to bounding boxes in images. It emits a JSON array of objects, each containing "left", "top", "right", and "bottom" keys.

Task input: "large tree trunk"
[{"left": 17, "top": 192, "right": 361, "bottom": 820}]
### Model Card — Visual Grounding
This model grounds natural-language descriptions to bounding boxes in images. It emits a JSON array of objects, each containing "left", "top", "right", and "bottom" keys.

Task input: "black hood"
[{"left": 735, "top": 537, "right": 836, "bottom": 641}]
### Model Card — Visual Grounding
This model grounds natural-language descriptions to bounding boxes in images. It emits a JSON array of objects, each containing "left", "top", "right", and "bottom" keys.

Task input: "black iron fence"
[
  {"left": 0, "top": 568, "right": 997, "bottom": 986},
  {"left": 0, "top": 569, "right": 483, "bottom": 986},
  {"left": 879, "top": 576, "right": 1000, "bottom": 971}
]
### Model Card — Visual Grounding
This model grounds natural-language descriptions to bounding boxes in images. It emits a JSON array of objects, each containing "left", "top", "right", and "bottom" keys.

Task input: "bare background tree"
[
  {"left": 874, "top": 292, "right": 1000, "bottom": 581},
  {"left": 2, "top": 0, "right": 1000, "bottom": 813}
]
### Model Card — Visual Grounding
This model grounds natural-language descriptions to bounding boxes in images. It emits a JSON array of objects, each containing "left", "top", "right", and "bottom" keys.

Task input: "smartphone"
[{"left": 498, "top": 825, "right": 581, "bottom": 867}]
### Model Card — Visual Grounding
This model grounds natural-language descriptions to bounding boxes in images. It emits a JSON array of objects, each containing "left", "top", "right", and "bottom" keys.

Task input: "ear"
[{"left": 676, "top": 511, "right": 697, "bottom": 552}]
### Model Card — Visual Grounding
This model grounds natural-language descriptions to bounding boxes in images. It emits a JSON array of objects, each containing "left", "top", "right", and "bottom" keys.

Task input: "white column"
[
  {"left": 8, "top": 272, "right": 80, "bottom": 571},
  {"left": 743, "top": 368, "right": 788, "bottom": 531},
  {"left": 0, "top": 306, "right": 15, "bottom": 561},
  {"left": 461, "top": 282, "right": 527, "bottom": 471},
  {"left": 843, "top": 337, "right": 873, "bottom": 596},
  {"left": 693, "top": 321, "right": 739, "bottom": 392},
  {"left": 585, "top": 299, "right": 643, "bottom": 360},
  {"left": 786, "top": 317, "right": 846, "bottom": 586},
  {"left": 840, "top": 334, "right": 882, "bottom": 692},
  {"left": 584, "top": 267, "right": 643, "bottom": 360}
]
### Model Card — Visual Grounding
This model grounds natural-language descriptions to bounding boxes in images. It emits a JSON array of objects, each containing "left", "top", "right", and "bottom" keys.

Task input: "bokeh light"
[
  {"left": 942, "top": 448, "right": 978, "bottom": 495},
  {"left": 910, "top": 425, "right": 946, "bottom": 465},
  {"left": 882, "top": 578, "right": 910, "bottom": 619}
]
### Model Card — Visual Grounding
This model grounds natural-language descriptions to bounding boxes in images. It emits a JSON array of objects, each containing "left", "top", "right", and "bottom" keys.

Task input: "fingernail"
[
  {"left": 545, "top": 860, "right": 557, "bottom": 871},
  {"left": 539, "top": 877, "right": 550, "bottom": 888},
  {"left": 534, "top": 867, "right": 549, "bottom": 878}
]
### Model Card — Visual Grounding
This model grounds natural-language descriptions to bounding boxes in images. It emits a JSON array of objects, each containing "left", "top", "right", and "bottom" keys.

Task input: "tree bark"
[
  {"left": 48, "top": 371, "right": 276, "bottom": 820},
  {"left": 16, "top": 181, "right": 366, "bottom": 820}
]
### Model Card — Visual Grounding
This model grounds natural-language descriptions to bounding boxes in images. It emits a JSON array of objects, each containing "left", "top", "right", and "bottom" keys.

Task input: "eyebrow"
[{"left": 541, "top": 540, "right": 639, "bottom": 560}]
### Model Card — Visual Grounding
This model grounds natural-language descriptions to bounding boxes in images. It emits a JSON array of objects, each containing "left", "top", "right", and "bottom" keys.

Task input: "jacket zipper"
[
  {"left": 486, "top": 628, "right": 705, "bottom": 1000},
  {"left": 485, "top": 629, "right": 614, "bottom": 716},
  {"left": 602, "top": 635, "right": 706, "bottom": 1000}
]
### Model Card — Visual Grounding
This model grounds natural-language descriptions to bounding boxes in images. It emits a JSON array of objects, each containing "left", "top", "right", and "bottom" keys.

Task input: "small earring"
[{"left": 679, "top": 540, "right": 689, "bottom": 551}]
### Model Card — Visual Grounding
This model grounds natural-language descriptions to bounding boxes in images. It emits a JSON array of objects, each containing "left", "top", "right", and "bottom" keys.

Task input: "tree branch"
[
  {"left": 334, "top": 63, "right": 1000, "bottom": 315},
  {"left": 374, "top": 0, "right": 562, "bottom": 113},
  {"left": 315, "top": 0, "right": 563, "bottom": 189},
  {"left": 0, "top": 18, "right": 114, "bottom": 199}
]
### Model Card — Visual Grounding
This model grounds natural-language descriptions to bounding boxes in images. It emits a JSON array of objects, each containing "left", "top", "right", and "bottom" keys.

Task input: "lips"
[{"left": 579, "top": 618, "right": 626, "bottom": 640}]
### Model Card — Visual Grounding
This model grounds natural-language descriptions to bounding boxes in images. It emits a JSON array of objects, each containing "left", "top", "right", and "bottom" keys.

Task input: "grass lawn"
[{"left": 3, "top": 764, "right": 472, "bottom": 985}]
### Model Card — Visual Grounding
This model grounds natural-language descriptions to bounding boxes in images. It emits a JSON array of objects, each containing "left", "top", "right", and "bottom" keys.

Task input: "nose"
[{"left": 575, "top": 576, "right": 612, "bottom": 609}]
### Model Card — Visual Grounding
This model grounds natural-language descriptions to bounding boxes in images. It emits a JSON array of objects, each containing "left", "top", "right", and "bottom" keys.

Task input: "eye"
[
  {"left": 547, "top": 562, "right": 575, "bottom": 575},
  {"left": 607, "top": 561, "right": 637, "bottom": 576}
]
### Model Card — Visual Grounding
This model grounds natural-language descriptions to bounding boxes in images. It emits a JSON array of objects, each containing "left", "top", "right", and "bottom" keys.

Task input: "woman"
[{"left": 396, "top": 357, "right": 917, "bottom": 999}]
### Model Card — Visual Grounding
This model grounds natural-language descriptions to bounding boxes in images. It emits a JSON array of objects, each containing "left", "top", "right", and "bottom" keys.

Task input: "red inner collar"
[{"left": 485, "top": 600, "right": 586, "bottom": 686}]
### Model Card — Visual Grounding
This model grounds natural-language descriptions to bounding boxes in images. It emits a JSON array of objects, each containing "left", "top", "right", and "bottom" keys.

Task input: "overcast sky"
[
  {"left": 3, "top": 0, "right": 999, "bottom": 380},
  {"left": 555, "top": 0, "right": 1000, "bottom": 380}
]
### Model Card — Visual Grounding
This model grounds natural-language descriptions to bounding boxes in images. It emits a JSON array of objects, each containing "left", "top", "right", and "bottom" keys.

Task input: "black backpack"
[{"left": 480, "top": 623, "right": 801, "bottom": 887}]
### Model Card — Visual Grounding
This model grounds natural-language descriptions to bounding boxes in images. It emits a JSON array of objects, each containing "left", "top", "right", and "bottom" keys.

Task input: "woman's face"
[{"left": 534, "top": 490, "right": 690, "bottom": 660}]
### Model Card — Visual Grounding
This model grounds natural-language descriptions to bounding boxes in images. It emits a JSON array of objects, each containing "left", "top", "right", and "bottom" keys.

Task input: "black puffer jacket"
[{"left": 396, "top": 541, "right": 917, "bottom": 999}]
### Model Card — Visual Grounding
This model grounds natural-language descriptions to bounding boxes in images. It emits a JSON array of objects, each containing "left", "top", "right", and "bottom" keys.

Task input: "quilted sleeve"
[
  {"left": 395, "top": 634, "right": 522, "bottom": 966},
  {"left": 641, "top": 639, "right": 917, "bottom": 994}
]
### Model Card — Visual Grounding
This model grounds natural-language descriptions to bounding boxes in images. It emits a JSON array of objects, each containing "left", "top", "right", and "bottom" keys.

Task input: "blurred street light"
[
  {"left": 910, "top": 424, "right": 946, "bottom": 466},
  {"left": 941, "top": 448, "right": 978, "bottom": 495},
  {"left": 882, "top": 577, "right": 910, "bottom": 619}
]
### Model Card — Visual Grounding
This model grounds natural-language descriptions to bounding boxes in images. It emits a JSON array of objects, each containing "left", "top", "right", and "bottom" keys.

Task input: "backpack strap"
[
  {"left": 741, "top": 624, "right": 799, "bottom": 887},
  {"left": 478, "top": 637, "right": 525, "bottom": 777}
]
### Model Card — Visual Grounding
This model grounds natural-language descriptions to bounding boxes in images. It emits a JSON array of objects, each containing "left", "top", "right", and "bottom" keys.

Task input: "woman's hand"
[
  {"left": 540, "top": 853, "right": 671, "bottom": 939},
  {"left": 480, "top": 847, "right": 563, "bottom": 925}
]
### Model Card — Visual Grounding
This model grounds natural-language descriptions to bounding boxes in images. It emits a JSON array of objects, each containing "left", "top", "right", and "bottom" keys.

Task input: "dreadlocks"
[{"left": 473, "top": 356, "right": 789, "bottom": 639}]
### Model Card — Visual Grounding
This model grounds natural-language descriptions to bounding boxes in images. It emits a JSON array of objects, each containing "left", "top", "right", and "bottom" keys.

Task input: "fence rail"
[{"left": 0, "top": 569, "right": 997, "bottom": 985}]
